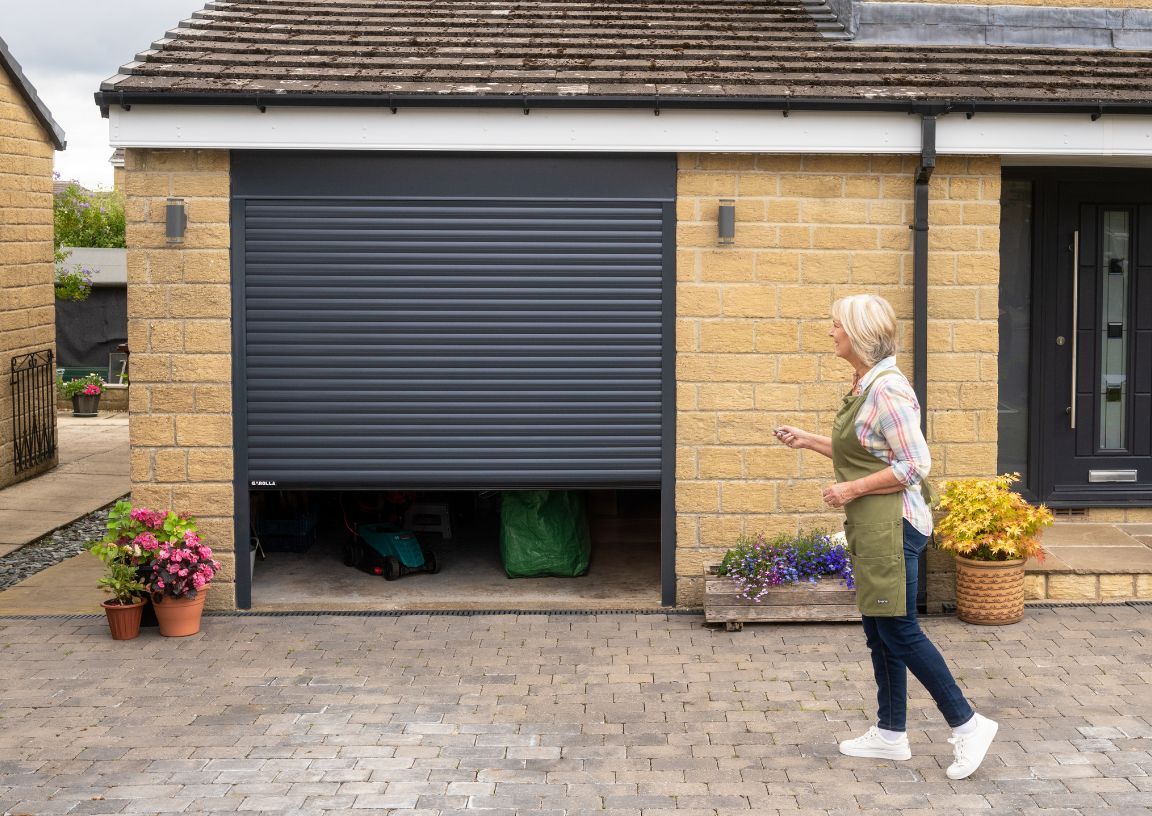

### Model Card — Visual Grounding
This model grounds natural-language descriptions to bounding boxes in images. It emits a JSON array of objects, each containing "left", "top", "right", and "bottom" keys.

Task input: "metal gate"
[{"left": 10, "top": 350, "right": 57, "bottom": 474}]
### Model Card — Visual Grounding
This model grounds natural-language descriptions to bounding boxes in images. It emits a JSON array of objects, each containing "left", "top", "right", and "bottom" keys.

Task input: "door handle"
[{"left": 1070, "top": 229, "right": 1079, "bottom": 430}]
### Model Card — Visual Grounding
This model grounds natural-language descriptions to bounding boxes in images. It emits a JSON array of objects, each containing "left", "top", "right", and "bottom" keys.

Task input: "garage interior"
[{"left": 248, "top": 488, "right": 662, "bottom": 610}]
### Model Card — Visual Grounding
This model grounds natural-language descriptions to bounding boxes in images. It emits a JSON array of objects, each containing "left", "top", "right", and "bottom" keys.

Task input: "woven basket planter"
[
  {"left": 954, "top": 556, "right": 1026, "bottom": 625},
  {"left": 704, "top": 565, "right": 860, "bottom": 631}
]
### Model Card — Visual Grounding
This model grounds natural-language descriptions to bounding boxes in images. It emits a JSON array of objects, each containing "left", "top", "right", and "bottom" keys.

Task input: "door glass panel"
[
  {"left": 997, "top": 180, "right": 1033, "bottom": 478},
  {"left": 1099, "top": 210, "right": 1130, "bottom": 450}
]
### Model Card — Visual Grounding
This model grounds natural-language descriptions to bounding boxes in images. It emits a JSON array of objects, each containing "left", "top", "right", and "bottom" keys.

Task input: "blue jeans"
[{"left": 861, "top": 520, "right": 974, "bottom": 730}]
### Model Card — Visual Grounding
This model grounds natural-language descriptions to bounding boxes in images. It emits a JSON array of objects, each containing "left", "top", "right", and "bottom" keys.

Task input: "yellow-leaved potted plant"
[{"left": 934, "top": 473, "right": 1053, "bottom": 625}]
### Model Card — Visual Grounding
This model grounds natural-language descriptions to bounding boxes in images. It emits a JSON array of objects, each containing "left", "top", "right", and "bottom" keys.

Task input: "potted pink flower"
[
  {"left": 145, "top": 515, "right": 221, "bottom": 637},
  {"left": 96, "top": 500, "right": 221, "bottom": 637},
  {"left": 61, "top": 372, "right": 105, "bottom": 416}
]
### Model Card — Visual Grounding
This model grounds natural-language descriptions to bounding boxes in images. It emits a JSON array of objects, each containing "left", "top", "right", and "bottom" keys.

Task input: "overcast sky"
[{"left": 4, "top": 0, "right": 205, "bottom": 190}]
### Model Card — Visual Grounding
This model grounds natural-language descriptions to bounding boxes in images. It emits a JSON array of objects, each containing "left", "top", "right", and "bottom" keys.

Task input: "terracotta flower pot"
[
  {"left": 152, "top": 589, "right": 208, "bottom": 637},
  {"left": 954, "top": 556, "right": 1026, "bottom": 625},
  {"left": 102, "top": 598, "right": 146, "bottom": 640}
]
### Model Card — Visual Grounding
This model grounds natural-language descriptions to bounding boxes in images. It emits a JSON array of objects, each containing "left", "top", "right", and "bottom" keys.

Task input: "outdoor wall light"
[
  {"left": 165, "top": 197, "right": 187, "bottom": 244},
  {"left": 718, "top": 199, "right": 735, "bottom": 245}
]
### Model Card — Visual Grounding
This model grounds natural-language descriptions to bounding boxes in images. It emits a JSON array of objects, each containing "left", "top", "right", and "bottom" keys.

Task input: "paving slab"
[
  {"left": 0, "top": 552, "right": 105, "bottom": 615},
  {"left": 0, "top": 413, "right": 128, "bottom": 549},
  {"left": 1042, "top": 524, "right": 1143, "bottom": 547},
  {"left": 1042, "top": 545, "right": 1152, "bottom": 573},
  {"left": 0, "top": 607, "right": 1148, "bottom": 816}
]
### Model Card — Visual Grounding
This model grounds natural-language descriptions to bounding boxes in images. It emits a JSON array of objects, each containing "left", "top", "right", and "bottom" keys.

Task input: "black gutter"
[
  {"left": 912, "top": 114, "right": 935, "bottom": 435},
  {"left": 94, "top": 90, "right": 1152, "bottom": 118}
]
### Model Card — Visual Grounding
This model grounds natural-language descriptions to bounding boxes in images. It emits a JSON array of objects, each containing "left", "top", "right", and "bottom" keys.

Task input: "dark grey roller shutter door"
[{"left": 243, "top": 198, "right": 666, "bottom": 489}]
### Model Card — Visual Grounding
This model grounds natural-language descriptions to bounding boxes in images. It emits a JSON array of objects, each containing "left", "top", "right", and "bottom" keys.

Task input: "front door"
[{"left": 1038, "top": 180, "right": 1152, "bottom": 505}]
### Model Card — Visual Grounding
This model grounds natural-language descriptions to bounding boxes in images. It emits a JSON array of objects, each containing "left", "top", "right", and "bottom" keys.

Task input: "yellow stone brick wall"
[
  {"left": 0, "top": 66, "right": 58, "bottom": 489},
  {"left": 124, "top": 148, "right": 236, "bottom": 609},
  {"left": 676, "top": 153, "right": 1001, "bottom": 605}
]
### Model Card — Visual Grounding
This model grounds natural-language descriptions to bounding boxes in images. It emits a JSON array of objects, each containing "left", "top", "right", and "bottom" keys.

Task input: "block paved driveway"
[{"left": 1, "top": 606, "right": 1150, "bottom": 815}]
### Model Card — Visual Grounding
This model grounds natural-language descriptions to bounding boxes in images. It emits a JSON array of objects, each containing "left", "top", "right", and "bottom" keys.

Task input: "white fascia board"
[
  {"left": 937, "top": 114, "right": 1152, "bottom": 157},
  {"left": 109, "top": 105, "right": 1152, "bottom": 158},
  {"left": 109, "top": 106, "right": 922, "bottom": 153}
]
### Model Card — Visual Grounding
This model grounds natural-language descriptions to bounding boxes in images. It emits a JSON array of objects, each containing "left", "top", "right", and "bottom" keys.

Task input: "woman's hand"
[
  {"left": 773, "top": 425, "right": 809, "bottom": 450},
  {"left": 774, "top": 426, "right": 834, "bottom": 459},
  {"left": 822, "top": 482, "right": 858, "bottom": 508}
]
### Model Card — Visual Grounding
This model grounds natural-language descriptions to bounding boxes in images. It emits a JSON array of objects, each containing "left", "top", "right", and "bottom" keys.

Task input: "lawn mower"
[{"left": 343, "top": 522, "right": 439, "bottom": 581}]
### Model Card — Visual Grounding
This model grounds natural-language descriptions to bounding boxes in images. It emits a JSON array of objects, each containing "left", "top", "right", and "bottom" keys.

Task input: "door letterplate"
[{"left": 1088, "top": 470, "right": 1138, "bottom": 483}]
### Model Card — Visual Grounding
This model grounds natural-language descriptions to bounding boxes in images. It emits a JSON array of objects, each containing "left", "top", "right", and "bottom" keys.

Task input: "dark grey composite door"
[
  {"left": 233, "top": 154, "right": 675, "bottom": 491},
  {"left": 1041, "top": 181, "right": 1152, "bottom": 504}
]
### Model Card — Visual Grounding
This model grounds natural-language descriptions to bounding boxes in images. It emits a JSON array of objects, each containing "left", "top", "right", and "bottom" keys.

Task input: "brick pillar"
[
  {"left": 0, "top": 67, "right": 58, "bottom": 489},
  {"left": 124, "top": 148, "right": 236, "bottom": 609}
]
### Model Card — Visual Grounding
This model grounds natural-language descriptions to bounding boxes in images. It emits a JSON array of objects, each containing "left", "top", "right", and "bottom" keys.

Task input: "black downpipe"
[
  {"left": 913, "top": 114, "right": 936, "bottom": 614},
  {"left": 913, "top": 114, "right": 936, "bottom": 431}
]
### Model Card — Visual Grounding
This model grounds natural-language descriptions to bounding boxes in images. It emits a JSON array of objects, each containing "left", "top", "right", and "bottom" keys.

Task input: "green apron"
[{"left": 832, "top": 370, "right": 908, "bottom": 617}]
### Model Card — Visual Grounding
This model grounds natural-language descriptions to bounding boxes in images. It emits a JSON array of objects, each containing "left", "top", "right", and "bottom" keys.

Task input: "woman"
[{"left": 775, "top": 294, "right": 997, "bottom": 780}]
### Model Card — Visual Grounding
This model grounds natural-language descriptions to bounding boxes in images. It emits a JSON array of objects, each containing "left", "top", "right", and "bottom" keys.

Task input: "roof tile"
[{"left": 100, "top": 0, "right": 1152, "bottom": 105}]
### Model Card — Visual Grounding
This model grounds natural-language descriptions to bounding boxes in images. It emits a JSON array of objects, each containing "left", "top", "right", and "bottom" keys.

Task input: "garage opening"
[
  {"left": 248, "top": 488, "right": 661, "bottom": 610},
  {"left": 232, "top": 153, "right": 676, "bottom": 608}
]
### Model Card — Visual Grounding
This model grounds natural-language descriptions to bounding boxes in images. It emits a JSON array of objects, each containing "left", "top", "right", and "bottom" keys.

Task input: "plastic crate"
[{"left": 255, "top": 514, "right": 317, "bottom": 553}]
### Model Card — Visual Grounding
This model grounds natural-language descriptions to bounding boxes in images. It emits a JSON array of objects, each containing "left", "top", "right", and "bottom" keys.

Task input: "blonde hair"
[{"left": 831, "top": 294, "right": 898, "bottom": 366}]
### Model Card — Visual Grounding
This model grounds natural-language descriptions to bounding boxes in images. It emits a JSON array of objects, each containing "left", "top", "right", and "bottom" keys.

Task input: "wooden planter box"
[{"left": 704, "top": 564, "right": 861, "bottom": 631}]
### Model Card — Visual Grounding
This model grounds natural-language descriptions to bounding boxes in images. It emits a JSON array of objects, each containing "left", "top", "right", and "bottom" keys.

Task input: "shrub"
[{"left": 934, "top": 473, "right": 1053, "bottom": 562}]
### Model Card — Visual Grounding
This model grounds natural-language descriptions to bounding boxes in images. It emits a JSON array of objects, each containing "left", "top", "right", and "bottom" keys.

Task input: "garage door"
[{"left": 234, "top": 154, "right": 675, "bottom": 490}]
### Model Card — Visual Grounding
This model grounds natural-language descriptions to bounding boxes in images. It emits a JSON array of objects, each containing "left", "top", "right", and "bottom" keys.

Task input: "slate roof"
[
  {"left": 0, "top": 34, "right": 66, "bottom": 149},
  {"left": 97, "top": 0, "right": 1152, "bottom": 110}
]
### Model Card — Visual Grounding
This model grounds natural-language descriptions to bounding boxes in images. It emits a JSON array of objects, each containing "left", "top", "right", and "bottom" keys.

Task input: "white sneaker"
[
  {"left": 946, "top": 714, "right": 999, "bottom": 780},
  {"left": 838, "top": 726, "right": 912, "bottom": 761}
]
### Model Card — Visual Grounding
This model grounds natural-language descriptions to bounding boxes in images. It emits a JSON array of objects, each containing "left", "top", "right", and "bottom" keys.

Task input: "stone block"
[
  {"left": 155, "top": 449, "right": 188, "bottom": 483},
  {"left": 699, "top": 250, "right": 755, "bottom": 282},
  {"left": 676, "top": 481, "right": 720, "bottom": 513},
  {"left": 170, "top": 285, "right": 231, "bottom": 318},
  {"left": 695, "top": 382, "right": 755, "bottom": 411},
  {"left": 678, "top": 173, "right": 737, "bottom": 196},
  {"left": 699, "top": 514, "right": 746, "bottom": 547},
  {"left": 131, "top": 415, "right": 175, "bottom": 447},
  {"left": 744, "top": 446, "right": 797, "bottom": 479},
  {"left": 170, "top": 483, "right": 235, "bottom": 517},
  {"left": 171, "top": 354, "right": 232, "bottom": 383},
  {"left": 1137, "top": 575, "right": 1152, "bottom": 599},
  {"left": 1046, "top": 574, "right": 1099, "bottom": 601},
  {"left": 720, "top": 482, "right": 777, "bottom": 513},
  {"left": 677, "top": 285, "right": 722, "bottom": 317},
  {"left": 780, "top": 175, "right": 844, "bottom": 198},
  {"left": 697, "top": 447, "right": 743, "bottom": 479},
  {"left": 1099, "top": 575, "right": 1136, "bottom": 600},
  {"left": 722, "top": 286, "right": 777, "bottom": 318},
  {"left": 1023, "top": 573, "right": 1046, "bottom": 601},
  {"left": 176, "top": 415, "right": 233, "bottom": 447},
  {"left": 184, "top": 321, "right": 233, "bottom": 353},
  {"left": 194, "top": 384, "right": 234, "bottom": 413}
]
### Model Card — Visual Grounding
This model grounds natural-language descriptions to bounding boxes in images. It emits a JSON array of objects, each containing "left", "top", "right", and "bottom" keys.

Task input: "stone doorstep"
[{"left": 1019, "top": 522, "right": 1152, "bottom": 602}]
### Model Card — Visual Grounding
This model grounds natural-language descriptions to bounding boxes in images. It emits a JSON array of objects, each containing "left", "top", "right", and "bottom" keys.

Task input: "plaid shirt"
[{"left": 853, "top": 358, "right": 933, "bottom": 535}]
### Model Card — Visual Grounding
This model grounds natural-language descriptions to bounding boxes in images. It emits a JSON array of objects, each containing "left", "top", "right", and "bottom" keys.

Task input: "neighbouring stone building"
[
  {"left": 98, "top": 0, "right": 1152, "bottom": 611},
  {"left": 1, "top": 35, "right": 65, "bottom": 490}
]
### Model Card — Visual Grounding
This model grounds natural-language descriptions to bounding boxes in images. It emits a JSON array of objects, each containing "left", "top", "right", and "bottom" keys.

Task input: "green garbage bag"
[{"left": 500, "top": 491, "right": 591, "bottom": 578}]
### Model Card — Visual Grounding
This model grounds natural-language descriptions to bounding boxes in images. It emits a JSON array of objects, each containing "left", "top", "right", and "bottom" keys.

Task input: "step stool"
[{"left": 404, "top": 503, "right": 452, "bottom": 540}]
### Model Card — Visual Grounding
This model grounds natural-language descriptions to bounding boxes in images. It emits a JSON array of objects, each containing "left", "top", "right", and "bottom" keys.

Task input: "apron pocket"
[
  {"left": 844, "top": 519, "right": 902, "bottom": 559},
  {"left": 851, "top": 554, "right": 905, "bottom": 617},
  {"left": 845, "top": 519, "right": 905, "bottom": 616}
]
